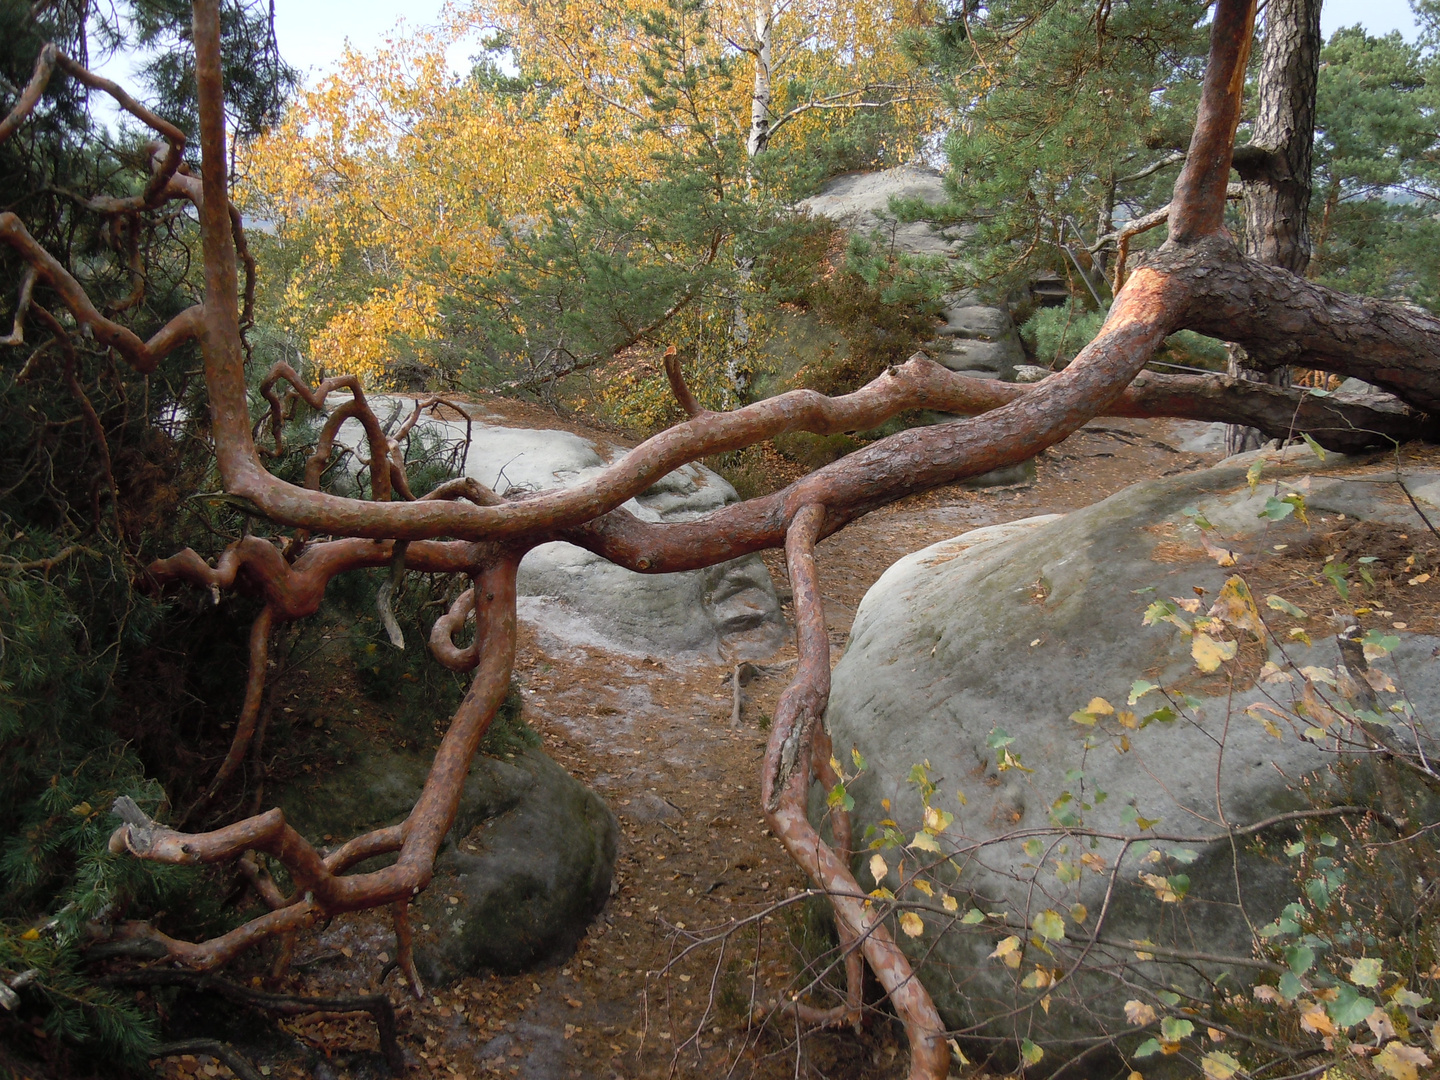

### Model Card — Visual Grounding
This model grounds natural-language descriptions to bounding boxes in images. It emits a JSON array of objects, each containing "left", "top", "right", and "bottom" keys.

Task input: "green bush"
[{"left": 1021, "top": 300, "right": 1230, "bottom": 371}]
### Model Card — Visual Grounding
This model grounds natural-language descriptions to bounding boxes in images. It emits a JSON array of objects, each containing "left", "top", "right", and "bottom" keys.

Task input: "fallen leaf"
[
  {"left": 1125, "top": 1000, "right": 1157, "bottom": 1026},
  {"left": 1367, "top": 1007, "right": 1398, "bottom": 1042},
  {"left": 1201, "top": 1050, "right": 1241, "bottom": 1079},
  {"left": 1201, "top": 533, "right": 1240, "bottom": 567},
  {"left": 1351, "top": 956, "right": 1384, "bottom": 988},
  {"left": 1375, "top": 1041, "right": 1432, "bottom": 1080},
  {"left": 1300, "top": 1003, "right": 1337, "bottom": 1036}
]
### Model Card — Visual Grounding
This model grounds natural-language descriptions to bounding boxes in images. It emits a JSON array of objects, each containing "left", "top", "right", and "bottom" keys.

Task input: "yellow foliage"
[
  {"left": 240, "top": 18, "right": 579, "bottom": 379},
  {"left": 241, "top": 0, "right": 939, "bottom": 386}
]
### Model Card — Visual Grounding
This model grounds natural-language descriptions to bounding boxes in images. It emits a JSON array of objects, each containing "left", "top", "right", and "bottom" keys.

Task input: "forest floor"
[{"left": 148, "top": 415, "right": 1236, "bottom": 1080}]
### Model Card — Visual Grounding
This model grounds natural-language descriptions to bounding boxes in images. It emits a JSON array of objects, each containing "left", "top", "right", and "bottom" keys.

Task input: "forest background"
[{"left": 4, "top": 0, "right": 1440, "bottom": 1072}]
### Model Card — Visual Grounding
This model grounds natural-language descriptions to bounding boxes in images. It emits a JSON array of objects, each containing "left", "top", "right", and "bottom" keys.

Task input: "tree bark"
[
  {"left": 745, "top": 3, "right": 774, "bottom": 159},
  {"left": 1226, "top": 0, "right": 1322, "bottom": 452},
  {"left": 1237, "top": 0, "right": 1321, "bottom": 274}
]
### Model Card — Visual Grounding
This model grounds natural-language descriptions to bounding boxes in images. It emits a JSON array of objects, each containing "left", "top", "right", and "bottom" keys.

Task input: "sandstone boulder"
[
  {"left": 820, "top": 447, "right": 1440, "bottom": 1067},
  {"left": 340, "top": 400, "right": 786, "bottom": 660}
]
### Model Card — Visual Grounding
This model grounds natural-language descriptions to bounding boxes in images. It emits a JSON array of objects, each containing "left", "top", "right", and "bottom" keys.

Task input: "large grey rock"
[
  {"left": 797, "top": 164, "right": 1023, "bottom": 383},
  {"left": 413, "top": 747, "right": 619, "bottom": 983},
  {"left": 339, "top": 399, "right": 786, "bottom": 660},
  {"left": 275, "top": 729, "right": 618, "bottom": 984},
  {"left": 820, "top": 448, "right": 1440, "bottom": 1065}
]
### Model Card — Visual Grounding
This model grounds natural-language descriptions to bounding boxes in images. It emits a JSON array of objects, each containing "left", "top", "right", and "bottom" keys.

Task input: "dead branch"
[
  {"left": 0, "top": 265, "right": 36, "bottom": 346},
  {"left": 1106, "top": 183, "right": 1243, "bottom": 290},
  {"left": 663, "top": 345, "right": 707, "bottom": 418},
  {"left": 96, "top": 970, "right": 404, "bottom": 1076},
  {"left": 108, "top": 557, "right": 519, "bottom": 967},
  {"left": 148, "top": 1040, "right": 264, "bottom": 1080}
]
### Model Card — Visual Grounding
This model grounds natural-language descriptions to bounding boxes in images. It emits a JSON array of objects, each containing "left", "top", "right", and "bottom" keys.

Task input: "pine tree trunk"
[{"left": 1225, "top": 0, "right": 1321, "bottom": 454}]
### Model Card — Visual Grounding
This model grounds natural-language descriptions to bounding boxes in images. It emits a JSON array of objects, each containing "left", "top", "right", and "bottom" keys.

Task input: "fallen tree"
[{"left": 3, "top": 0, "right": 1439, "bottom": 1077}]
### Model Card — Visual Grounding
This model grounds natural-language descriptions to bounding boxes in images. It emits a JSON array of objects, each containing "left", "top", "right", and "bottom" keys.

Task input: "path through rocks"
[{"left": 149, "top": 418, "right": 1229, "bottom": 1080}]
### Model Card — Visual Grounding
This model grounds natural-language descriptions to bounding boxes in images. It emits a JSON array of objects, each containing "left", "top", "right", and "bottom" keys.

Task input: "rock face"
[
  {"left": 344, "top": 400, "right": 786, "bottom": 660},
  {"left": 412, "top": 747, "right": 619, "bottom": 983},
  {"left": 798, "top": 164, "right": 1026, "bottom": 382},
  {"left": 820, "top": 447, "right": 1440, "bottom": 1064},
  {"left": 276, "top": 724, "right": 618, "bottom": 984}
]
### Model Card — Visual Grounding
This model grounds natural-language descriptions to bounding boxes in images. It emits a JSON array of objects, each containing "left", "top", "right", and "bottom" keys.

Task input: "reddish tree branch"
[
  {"left": 109, "top": 557, "right": 519, "bottom": 966},
  {"left": 1168, "top": 0, "right": 1257, "bottom": 242},
  {"left": 182, "top": 605, "right": 276, "bottom": 826},
  {"left": 763, "top": 504, "right": 948, "bottom": 1080}
]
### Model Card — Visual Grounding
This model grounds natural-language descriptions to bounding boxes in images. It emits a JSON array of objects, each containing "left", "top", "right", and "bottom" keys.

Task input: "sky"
[
  {"left": 269, "top": 1, "right": 466, "bottom": 83},
  {"left": 86, "top": 0, "right": 1426, "bottom": 122},
  {"left": 267, "top": 0, "right": 1426, "bottom": 82}
]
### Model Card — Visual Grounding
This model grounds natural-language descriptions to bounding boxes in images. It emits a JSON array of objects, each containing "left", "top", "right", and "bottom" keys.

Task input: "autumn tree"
[
  {"left": 245, "top": 0, "right": 939, "bottom": 403},
  {"left": 9, "top": 1, "right": 1440, "bottom": 1078}
]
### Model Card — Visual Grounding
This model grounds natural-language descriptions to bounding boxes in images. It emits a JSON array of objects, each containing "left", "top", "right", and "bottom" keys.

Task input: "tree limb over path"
[{"left": 7, "top": 0, "right": 1440, "bottom": 1076}]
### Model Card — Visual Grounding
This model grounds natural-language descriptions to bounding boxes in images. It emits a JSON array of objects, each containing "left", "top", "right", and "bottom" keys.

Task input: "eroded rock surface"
[
  {"left": 341, "top": 400, "right": 786, "bottom": 660},
  {"left": 819, "top": 447, "right": 1440, "bottom": 1064},
  {"left": 798, "top": 163, "right": 1025, "bottom": 382}
]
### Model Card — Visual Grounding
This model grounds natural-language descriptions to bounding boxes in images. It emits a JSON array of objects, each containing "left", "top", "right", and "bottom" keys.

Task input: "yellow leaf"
[
  {"left": 947, "top": 1038, "right": 969, "bottom": 1065},
  {"left": 1201, "top": 1051, "right": 1242, "bottom": 1079},
  {"left": 1209, "top": 576, "right": 1266, "bottom": 640},
  {"left": 912, "top": 879, "right": 934, "bottom": 898},
  {"left": 1300, "top": 1003, "right": 1337, "bottom": 1036},
  {"left": 941, "top": 893, "right": 959, "bottom": 913},
  {"left": 1139, "top": 872, "right": 1182, "bottom": 902},
  {"left": 20, "top": 927, "right": 40, "bottom": 941},
  {"left": 1085, "top": 697, "right": 1114, "bottom": 715},
  {"left": 989, "top": 935, "right": 1023, "bottom": 968},
  {"left": 1192, "top": 632, "right": 1238, "bottom": 673},
  {"left": 1125, "top": 1000, "right": 1157, "bottom": 1026},
  {"left": 1375, "top": 1041, "right": 1432, "bottom": 1080},
  {"left": 899, "top": 912, "right": 924, "bottom": 938},
  {"left": 1021, "top": 966, "right": 1053, "bottom": 989},
  {"left": 909, "top": 831, "right": 942, "bottom": 854},
  {"left": 869, "top": 854, "right": 888, "bottom": 884}
]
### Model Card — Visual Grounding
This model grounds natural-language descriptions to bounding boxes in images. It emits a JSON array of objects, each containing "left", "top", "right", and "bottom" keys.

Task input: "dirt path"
[{"left": 150, "top": 419, "right": 1226, "bottom": 1080}]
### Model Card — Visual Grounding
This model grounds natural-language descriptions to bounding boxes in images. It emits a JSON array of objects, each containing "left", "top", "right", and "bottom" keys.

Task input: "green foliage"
[
  {"left": 0, "top": 4, "right": 296, "bottom": 1068},
  {"left": 934, "top": 0, "right": 1209, "bottom": 294},
  {"left": 1309, "top": 26, "right": 1440, "bottom": 312},
  {"left": 1020, "top": 300, "right": 1228, "bottom": 369}
]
